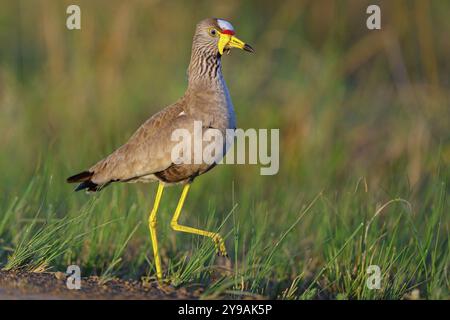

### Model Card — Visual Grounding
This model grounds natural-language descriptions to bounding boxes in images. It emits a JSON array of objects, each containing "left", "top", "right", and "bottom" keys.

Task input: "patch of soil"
[{"left": 0, "top": 270, "right": 201, "bottom": 300}]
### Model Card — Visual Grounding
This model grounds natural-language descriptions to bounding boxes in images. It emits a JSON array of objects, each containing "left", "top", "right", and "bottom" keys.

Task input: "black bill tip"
[{"left": 243, "top": 43, "right": 255, "bottom": 53}]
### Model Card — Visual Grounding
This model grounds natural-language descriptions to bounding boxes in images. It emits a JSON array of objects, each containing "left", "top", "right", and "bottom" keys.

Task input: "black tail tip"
[
  {"left": 67, "top": 171, "right": 93, "bottom": 183},
  {"left": 74, "top": 180, "right": 100, "bottom": 192}
]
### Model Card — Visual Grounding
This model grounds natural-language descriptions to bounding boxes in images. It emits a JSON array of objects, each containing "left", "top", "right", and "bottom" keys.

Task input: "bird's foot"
[{"left": 213, "top": 234, "right": 228, "bottom": 257}]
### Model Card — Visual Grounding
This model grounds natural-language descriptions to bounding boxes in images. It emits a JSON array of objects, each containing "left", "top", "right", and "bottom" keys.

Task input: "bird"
[{"left": 67, "top": 18, "right": 254, "bottom": 280}]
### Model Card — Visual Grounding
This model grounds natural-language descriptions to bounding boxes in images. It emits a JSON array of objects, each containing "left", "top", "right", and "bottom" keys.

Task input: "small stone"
[
  {"left": 409, "top": 289, "right": 421, "bottom": 300},
  {"left": 54, "top": 272, "right": 66, "bottom": 280}
]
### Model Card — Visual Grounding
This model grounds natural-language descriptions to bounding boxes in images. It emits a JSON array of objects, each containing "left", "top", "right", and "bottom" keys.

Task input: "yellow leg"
[
  {"left": 170, "top": 183, "right": 228, "bottom": 256},
  {"left": 148, "top": 182, "right": 165, "bottom": 279}
]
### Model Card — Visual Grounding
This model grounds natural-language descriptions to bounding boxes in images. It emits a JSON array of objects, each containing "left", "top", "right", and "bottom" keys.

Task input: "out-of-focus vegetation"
[{"left": 0, "top": 0, "right": 448, "bottom": 299}]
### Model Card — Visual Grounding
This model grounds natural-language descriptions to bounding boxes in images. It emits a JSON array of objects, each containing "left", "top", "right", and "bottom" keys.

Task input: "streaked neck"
[{"left": 187, "top": 48, "right": 223, "bottom": 90}]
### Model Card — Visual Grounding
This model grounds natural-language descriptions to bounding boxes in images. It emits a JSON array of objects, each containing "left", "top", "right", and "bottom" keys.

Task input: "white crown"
[{"left": 217, "top": 19, "right": 234, "bottom": 31}]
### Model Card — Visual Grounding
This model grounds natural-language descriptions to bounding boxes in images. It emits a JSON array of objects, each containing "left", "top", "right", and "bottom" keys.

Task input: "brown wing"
[
  {"left": 87, "top": 101, "right": 183, "bottom": 184},
  {"left": 87, "top": 100, "right": 203, "bottom": 185}
]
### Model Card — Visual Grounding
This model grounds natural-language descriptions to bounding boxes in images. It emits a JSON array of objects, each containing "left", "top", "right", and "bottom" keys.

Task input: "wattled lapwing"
[{"left": 67, "top": 18, "right": 254, "bottom": 279}]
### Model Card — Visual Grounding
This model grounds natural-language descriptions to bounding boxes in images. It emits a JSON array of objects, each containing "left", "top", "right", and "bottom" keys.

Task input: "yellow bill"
[{"left": 218, "top": 33, "right": 254, "bottom": 55}]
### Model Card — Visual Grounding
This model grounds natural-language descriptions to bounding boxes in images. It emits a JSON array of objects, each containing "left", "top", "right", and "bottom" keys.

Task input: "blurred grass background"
[{"left": 0, "top": 0, "right": 448, "bottom": 299}]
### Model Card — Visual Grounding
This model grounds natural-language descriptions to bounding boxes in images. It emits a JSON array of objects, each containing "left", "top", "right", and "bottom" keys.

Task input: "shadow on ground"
[{"left": 0, "top": 271, "right": 201, "bottom": 299}]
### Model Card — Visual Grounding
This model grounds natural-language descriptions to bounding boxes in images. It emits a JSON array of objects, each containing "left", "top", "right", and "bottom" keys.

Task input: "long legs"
[
  {"left": 148, "top": 182, "right": 164, "bottom": 279},
  {"left": 170, "top": 184, "right": 228, "bottom": 257},
  {"left": 148, "top": 182, "right": 227, "bottom": 279}
]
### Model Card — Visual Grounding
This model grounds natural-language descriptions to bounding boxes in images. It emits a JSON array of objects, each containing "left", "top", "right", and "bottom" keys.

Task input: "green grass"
[
  {"left": 0, "top": 167, "right": 447, "bottom": 299},
  {"left": 0, "top": 0, "right": 449, "bottom": 299}
]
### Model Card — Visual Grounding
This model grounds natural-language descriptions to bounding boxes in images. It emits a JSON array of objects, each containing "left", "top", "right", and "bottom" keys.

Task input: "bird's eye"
[{"left": 208, "top": 28, "right": 218, "bottom": 37}]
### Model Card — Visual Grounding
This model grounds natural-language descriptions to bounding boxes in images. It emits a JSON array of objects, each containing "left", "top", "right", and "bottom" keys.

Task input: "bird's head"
[{"left": 193, "top": 18, "right": 254, "bottom": 56}]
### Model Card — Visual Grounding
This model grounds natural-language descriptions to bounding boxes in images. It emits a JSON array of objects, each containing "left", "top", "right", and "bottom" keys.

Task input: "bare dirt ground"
[{"left": 0, "top": 270, "right": 201, "bottom": 299}]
